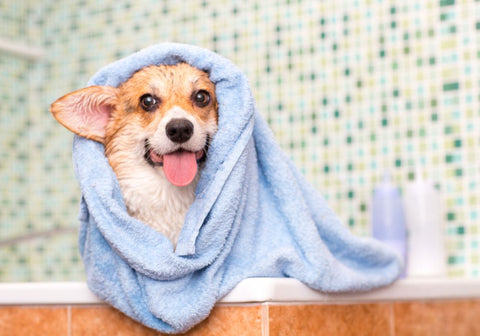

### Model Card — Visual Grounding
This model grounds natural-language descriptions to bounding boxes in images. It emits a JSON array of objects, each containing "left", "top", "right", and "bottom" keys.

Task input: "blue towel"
[{"left": 73, "top": 43, "right": 402, "bottom": 334}]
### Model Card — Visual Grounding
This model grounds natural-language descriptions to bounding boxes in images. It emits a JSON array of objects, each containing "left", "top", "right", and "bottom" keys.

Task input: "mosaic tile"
[{"left": 1, "top": 0, "right": 480, "bottom": 280}]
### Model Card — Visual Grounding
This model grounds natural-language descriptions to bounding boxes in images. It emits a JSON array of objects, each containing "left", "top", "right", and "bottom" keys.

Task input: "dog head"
[{"left": 51, "top": 63, "right": 218, "bottom": 187}]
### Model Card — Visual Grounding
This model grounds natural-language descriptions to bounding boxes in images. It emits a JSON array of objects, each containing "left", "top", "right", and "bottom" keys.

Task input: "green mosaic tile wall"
[
  {"left": 1, "top": 0, "right": 479, "bottom": 281},
  {"left": 0, "top": 1, "right": 83, "bottom": 281}
]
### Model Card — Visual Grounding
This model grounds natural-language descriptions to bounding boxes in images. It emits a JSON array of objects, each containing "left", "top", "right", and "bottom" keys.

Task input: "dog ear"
[{"left": 50, "top": 85, "right": 118, "bottom": 143}]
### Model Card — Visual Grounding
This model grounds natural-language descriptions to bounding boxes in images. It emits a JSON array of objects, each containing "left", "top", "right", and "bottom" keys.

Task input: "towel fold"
[{"left": 73, "top": 43, "right": 402, "bottom": 334}]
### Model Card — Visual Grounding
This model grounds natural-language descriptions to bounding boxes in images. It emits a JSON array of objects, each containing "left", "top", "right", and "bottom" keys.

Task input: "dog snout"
[{"left": 165, "top": 118, "right": 194, "bottom": 143}]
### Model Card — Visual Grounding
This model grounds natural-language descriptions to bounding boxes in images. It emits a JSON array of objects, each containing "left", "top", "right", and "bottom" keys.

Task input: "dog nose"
[{"left": 165, "top": 118, "right": 194, "bottom": 143}]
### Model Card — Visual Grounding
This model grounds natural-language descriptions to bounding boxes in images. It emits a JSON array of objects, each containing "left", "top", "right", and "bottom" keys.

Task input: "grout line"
[
  {"left": 261, "top": 303, "right": 269, "bottom": 336},
  {"left": 67, "top": 306, "right": 72, "bottom": 336},
  {"left": 389, "top": 303, "right": 395, "bottom": 336}
]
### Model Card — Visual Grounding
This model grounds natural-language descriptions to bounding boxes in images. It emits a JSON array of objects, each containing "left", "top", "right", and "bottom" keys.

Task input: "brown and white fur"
[{"left": 50, "top": 63, "right": 218, "bottom": 246}]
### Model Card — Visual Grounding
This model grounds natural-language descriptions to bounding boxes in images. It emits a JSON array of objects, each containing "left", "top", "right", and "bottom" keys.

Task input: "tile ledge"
[{"left": 0, "top": 277, "right": 479, "bottom": 305}]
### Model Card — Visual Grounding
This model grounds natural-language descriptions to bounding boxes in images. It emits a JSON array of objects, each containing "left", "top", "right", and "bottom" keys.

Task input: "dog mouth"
[{"left": 144, "top": 140, "right": 208, "bottom": 187}]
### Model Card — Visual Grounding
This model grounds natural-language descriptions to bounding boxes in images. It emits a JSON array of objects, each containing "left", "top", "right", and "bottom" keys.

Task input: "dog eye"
[
  {"left": 140, "top": 94, "right": 158, "bottom": 111},
  {"left": 192, "top": 90, "right": 211, "bottom": 107}
]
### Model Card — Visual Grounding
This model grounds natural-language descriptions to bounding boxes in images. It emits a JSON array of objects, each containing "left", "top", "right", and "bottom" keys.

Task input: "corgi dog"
[{"left": 51, "top": 63, "right": 218, "bottom": 246}]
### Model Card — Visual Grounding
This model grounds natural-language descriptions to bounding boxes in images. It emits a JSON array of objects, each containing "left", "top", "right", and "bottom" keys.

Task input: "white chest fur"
[{"left": 117, "top": 163, "right": 197, "bottom": 246}]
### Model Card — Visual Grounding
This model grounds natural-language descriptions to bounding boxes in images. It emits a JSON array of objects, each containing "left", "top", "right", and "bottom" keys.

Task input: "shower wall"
[
  {"left": 0, "top": 1, "right": 83, "bottom": 280},
  {"left": 1, "top": 0, "right": 479, "bottom": 281}
]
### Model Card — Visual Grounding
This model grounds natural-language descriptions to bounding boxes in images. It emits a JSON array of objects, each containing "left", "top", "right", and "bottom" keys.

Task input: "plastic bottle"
[
  {"left": 371, "top": 171, "right": 407, "bottom": 276},
  {"left": 404, "top": 171, "right": 447, "bottom": 277}
]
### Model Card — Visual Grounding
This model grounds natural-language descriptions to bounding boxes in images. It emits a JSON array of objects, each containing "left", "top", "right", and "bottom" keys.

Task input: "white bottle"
[{"left": 404, "top": 172, "right": 447, "bottom": 277}]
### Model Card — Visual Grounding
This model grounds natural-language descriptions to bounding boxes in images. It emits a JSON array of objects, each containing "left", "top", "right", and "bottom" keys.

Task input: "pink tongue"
[{"left": 163, "top": 151, "right": 198, "bottom": 187}]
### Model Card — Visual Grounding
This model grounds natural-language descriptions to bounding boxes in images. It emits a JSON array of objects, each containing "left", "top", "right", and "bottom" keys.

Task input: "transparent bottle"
[{"left": 371, "top": 171, "right": 407, "bottom": 277}]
